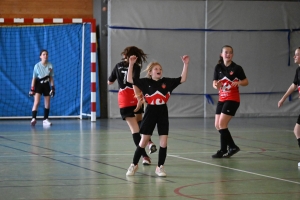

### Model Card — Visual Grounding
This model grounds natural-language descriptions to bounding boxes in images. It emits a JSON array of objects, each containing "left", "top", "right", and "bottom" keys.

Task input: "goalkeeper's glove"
[
  {"left": 29, "top": 86, "right": 35, "bottom": 97},
  {"left": 49, "top": 86, "right": 55, "bottom": 97}
]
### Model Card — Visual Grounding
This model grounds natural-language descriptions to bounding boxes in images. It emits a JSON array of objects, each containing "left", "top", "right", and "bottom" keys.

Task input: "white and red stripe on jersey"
[
  {"left": 144, "top": 91, "right": 171, "bottom": 105},
  {"left": 133, "top": 77, "right": 181, "bottom": 105},
  {"left": 213, "top": 62, "right": 247, "bottom": 103},
  {"left": 218, "top": 77, "right": 240, "bottom": 102}
]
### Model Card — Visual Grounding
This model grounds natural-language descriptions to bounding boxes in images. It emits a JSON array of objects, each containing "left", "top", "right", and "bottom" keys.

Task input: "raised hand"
[
  {"left": 129, "top": 55, "right": 138, "bottom": 65},
  {"left": 181, "top": 55, "right": 190, "bottom": 64}
]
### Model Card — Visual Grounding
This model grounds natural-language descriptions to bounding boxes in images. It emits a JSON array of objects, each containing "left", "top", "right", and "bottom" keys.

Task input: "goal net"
[{"left": 0, "top": 18, "right": 97, "bottom": 121}]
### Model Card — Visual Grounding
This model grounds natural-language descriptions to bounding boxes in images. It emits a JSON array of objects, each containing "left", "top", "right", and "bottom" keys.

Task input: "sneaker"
[
  {"left": 148, "top": 142, "right": 157, "bottom": 154},
  {"left": 31, "top": 118, "right": 36, "bottom": 126},
  {"left": 126, "top": 164, "right": 138, "bottom": 176},
  {"left": 155, "top": 165, "right": 167, "bottom": 177},
  {"left": 142, "top": 156, "right": 151, "bottom": 165},
  {"left": 43, "top": 119, "right": 52, "bottom": 126},
  {"left": 298, "top": 162, "right": 300, "bottom": 167},
  {"left": 224, "top": 146, "right": 240, "bottom": 158},
  {"left": 212, "top": 150, "right": 227, "bottom": 158}
]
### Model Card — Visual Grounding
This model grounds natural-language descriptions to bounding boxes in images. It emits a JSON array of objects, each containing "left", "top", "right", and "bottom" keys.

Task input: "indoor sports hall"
[{"left": 0, "top": 0, "right": 300, "bottom": 199}]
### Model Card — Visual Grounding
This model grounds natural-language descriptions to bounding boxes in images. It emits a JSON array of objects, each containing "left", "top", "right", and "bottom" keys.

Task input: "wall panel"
[{"left": 0, "top": 0, "right": 93, "bottom": 18}]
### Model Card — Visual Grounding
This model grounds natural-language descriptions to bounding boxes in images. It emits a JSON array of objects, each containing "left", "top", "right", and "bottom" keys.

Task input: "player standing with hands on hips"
[
  {"left": 126, "top": 54, "right": 189, "bottom": 177},
  {"left": 29, "top": 49, "right": 55, "bottom": 126},
  {"left": 212, "top": 45, "right": 248, "bottom": 158},
  {"left": 278, "top": 47, "right": 300, "bottom": 167}
]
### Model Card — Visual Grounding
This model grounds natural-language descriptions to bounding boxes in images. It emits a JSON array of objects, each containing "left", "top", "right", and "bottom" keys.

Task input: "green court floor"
[{"left": 0, "top": 117, "right": 299, "bottom": 199}]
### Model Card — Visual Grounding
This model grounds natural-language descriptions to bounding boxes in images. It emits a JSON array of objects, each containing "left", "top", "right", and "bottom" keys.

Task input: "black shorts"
[
  {"left": 35, "top": 82, "right": 51, "bottom": 96},
  {"left": 140, "top": 104, "right": 169, "bottom": 136},
  {"left": 297, "top": 115, "right": 300, "bottom": 125},
  {"left": 120, "top": 104, "right": 144, "bottom": 120},
  {"left": 216, "top": 100, "right": 240, "bottom": 116}
]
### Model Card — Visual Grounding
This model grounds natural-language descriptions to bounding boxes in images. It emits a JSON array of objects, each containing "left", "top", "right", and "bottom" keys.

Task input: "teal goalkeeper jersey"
[{"left": 32, "top": 61, "right": 54, "bottom": 79}]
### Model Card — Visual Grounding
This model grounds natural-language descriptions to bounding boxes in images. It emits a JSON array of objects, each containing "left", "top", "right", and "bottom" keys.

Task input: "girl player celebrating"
[
  {"left": 108, "top": 46, "right": 156, "bottom": 165},
  {"left": 126, "top": 54, "right": 189, "bottom": 177},
  {"left": 212, "top": 45, "right": 248, "bottom": 158}
]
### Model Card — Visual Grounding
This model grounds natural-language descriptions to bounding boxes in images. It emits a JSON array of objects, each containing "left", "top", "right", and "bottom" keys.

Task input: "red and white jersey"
[
  {"left": 118, "top": 87, "right": 137, "bottom": 108},
  {"left": 108, "top": 61, "right": 141, "bottom": 108},
  {"left": 133, "top": 77, "right": 181, "bottom": 105},
  {"left": 213, "top": 62, "right": 247, "bottom": 102}
]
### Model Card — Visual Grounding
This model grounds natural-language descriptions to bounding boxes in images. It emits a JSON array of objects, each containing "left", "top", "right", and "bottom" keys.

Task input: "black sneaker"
[
  {"left": 212, "top": 150, "right": 227, "bottom": 158},
  {"left": 224, "top": 147, "right": 240, "bottom": 158},
  {"left": 148, "top": 142, "right": 157, "bottom": 154}
]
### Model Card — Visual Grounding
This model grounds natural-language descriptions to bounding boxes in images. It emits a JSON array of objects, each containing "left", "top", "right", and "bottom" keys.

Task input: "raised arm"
[
  {"left": 127, "top": 55, "right": 137, "bottom": 84},
  {"left": 180, "top": 55, "right": 189, "bottom": 83}
]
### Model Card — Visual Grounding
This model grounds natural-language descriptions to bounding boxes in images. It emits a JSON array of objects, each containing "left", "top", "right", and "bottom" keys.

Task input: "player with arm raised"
[{"left": 108, "top": 46, "right": 157, "bottom": 166}]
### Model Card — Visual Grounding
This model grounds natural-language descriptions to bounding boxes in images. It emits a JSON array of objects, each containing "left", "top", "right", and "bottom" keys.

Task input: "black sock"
[
  {"left": 297, "top": 138, "right": 300, "bottom": 148},
  {"left": 132, "top": 133, "right": 141, "bottom": 146},
  {"left": 218, "top": 129, "right": 228, "bottom": 152},
  {"left": 44, "top": 108, "right": 49, "bottom": 119},
  {"left": 133, "top": 146, "right": 144, "bottom": 165},
  {"left": 32, "top": 110, "right": 37, "bottom": 119},
  {"left": 132, "top": 133, "right": 148, "bottom": 157},
  {"left": 158, "top": 146, "right": 167, "bottom": 166},
  {"left": 220, "top": 128, "right": 236, "bottom": 149}
]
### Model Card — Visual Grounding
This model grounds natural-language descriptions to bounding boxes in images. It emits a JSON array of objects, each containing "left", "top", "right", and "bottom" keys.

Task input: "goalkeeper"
[{"left": 29, "top": 49, "right": 55, "bottom": 126}]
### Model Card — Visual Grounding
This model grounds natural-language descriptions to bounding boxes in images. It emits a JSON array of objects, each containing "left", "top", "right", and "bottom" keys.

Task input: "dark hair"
[
  {"left": 40, "top": 49, "right": 48, "bottom": 56},
  {"left": 218, "top": 45, "right": 233, "bottom": 64},
  {"left": 121, "top": 46, "right": 147, "bottom": 67}
]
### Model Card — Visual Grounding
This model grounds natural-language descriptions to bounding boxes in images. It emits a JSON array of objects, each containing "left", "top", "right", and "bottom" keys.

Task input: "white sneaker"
[
  {"left": 298, "top": 162, "right": 300, "bottom": 167},
  {"left": 43, "top": 119, "right": 52, "bottom": 126},
  {"left": 31, "top": 118, "right": 36, "bottom": 126},
  {"left": 155, "top": 165, "right": 167, "bottom": 177},
  {"left": 126, "top": 164, "right": 138, "bottom": 176}
]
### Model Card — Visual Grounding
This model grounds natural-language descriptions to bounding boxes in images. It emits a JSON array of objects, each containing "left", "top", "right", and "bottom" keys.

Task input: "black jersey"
[
  {"left": 133, "top": 77, "right": 181, "bottom": 105},
  {"left": 213, "top": 62, "right": 246, "bottom": 102},
  {"left": 293, "top": 67, "right": 300, "bottom": 93},
  {"left": 108, "top": 61, "right": 141, "bottom": 108},
  {"left": 108, "top": 61, "right": 141, "bottom": 89}
]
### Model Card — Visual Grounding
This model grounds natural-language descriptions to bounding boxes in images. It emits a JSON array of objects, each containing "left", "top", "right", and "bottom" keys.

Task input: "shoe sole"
[
  {"left": 155, "top": 172, "right": 166, "bottom": 177},
  {"left": 224, "top": 149, "right": 240, "bottom": 158},
  {"left": 143, "top": 162, "right": 151, "bottom": 166},
  {"left": 149, "top": 145, "right": 157, "bottom": 154},
  {"left": 212, "top": 155, "right": 225, "bottom": 158}
]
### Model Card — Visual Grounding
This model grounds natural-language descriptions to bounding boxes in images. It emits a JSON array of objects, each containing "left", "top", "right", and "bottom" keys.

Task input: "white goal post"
[{"left": 0, "top": 18, "right": 97, "bottom": 122}]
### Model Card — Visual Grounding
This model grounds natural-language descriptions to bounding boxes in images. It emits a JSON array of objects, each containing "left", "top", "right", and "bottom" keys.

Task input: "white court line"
[{"left": 168, "top": 154, "right": 300, "bottom": 185}]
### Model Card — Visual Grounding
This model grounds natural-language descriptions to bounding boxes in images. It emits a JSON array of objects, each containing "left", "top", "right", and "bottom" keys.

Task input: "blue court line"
[{"left": 109, "top": 90, "right": 294, "bottom": 105}]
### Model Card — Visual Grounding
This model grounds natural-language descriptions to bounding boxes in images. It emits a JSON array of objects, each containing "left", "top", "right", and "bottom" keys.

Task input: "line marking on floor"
[{"left": 168, "top": 154, "right": 300, "bottom": 185}]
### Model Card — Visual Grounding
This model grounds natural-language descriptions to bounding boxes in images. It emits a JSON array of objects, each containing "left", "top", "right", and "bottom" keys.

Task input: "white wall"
[{"left": 107, "top": 0, "right": 300, "bottom": 118}]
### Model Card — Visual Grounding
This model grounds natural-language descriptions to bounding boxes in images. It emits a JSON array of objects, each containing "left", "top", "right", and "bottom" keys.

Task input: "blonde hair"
[{"left": 144, "top": 62, "right": 162, "bottom": 78}]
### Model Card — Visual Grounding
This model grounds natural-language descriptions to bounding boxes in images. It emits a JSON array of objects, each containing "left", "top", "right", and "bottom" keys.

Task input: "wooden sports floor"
[{"left": 0, "top": 117, "right": 299, "bottom": 200}]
